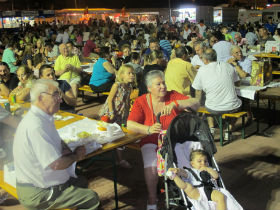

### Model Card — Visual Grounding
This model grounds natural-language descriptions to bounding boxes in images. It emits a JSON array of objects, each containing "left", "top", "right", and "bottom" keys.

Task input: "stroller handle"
[
  {"left": 185, "top": 106, "right": 197, "bottom": 114},
  {"left": 156, "top": 113, "right": 161, "bottom": 123},
  {"left": 156, "top": 106, "right": 196, "bottom": 123}
]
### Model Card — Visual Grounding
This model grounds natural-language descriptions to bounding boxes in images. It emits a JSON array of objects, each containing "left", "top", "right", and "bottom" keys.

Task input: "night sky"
[
  {"left": 0, "top": 0, "right": 229, "bottom": 10},
  {"left": 1, "top": 0, "right": 277, "bottom": 10}
]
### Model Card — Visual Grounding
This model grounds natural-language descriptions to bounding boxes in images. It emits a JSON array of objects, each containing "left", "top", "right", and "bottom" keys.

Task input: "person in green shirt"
[
  {"left": 221, "top": 26, "right": 233, "bottom": 43},
  {"left": 2, "top": 41, "right": 18, "bottom": 73}
]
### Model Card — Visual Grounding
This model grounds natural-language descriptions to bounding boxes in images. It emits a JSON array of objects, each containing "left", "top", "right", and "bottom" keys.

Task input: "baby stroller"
[{"left": 159, "top": 111, "right": 238, "bottom": 210}]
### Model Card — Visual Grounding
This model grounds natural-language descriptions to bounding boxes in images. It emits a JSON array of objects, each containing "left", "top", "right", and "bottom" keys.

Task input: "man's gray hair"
[
  {"left": 202, "top": 48, "right": 217, "bottom": 62},
  {"left": 145, "top": 70, "right": 165, "bottom": 89},
  {"left": 194, "top": 41, "right": 207, "bottom": 49},
  {"left": 230, "top": 45, "right": 241, "bottom": 55},
  {"left": 175, "top": 46, "right": 188, "bottom": 58},
  {"left": 30, "top": 79, "right": 58, "bottom": 103}
]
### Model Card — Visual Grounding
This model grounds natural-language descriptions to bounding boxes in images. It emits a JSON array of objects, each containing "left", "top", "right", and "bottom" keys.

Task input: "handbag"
[
  {"left": 157, "top": 130, "right": 167, "bottom": 176},
  {"left": 148, "top": 93, "right": 167, "bottom": 176}
]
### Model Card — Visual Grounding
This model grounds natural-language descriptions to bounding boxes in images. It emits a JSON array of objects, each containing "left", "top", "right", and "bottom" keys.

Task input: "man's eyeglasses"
[
  {"left": 41, "top": 91, "right": 62, "bottom": 99},
  {"left": 234, "top": 51, "right": 242, "bottom": 55}
]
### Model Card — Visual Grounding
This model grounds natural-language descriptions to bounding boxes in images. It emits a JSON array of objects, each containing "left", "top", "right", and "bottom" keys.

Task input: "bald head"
[
  {"left": 231, "top": 45, "right": 243, "bottom": 61},
  {"left": 59, "top": 43, "right": 69, "bottom": 57}
]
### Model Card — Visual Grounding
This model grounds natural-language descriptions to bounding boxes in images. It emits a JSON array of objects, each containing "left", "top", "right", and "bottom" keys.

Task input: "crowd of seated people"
[{"left": 0, "top": 17, "right": 279, "bottom": 210}]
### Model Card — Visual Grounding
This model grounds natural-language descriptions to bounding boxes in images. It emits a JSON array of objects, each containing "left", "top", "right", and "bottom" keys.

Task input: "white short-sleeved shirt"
[
  {"left": 62, "top": 32, "right": 69, "bottom": 44},
  {"left": 192, "top": 62, "right": 241, "bottom": 111},
  {"left": 238, "top": 56, "right": 252, "bottom": 75},
  {"left": 183, "top": 29, "right": 191, "bottom": 40},
  {"left": 13, "top": 106, "right": 70, "bottom": 188},
  {"left": 197, "top": 24, "right": 206, "bottom": 37},
  {"left": 213, "top": 41, "right": 232, "bottom": 62},
  {"left": 191, "top": 55, "right": 205, "bottom": 68},
  {"left": 55, "top": 33, "right": 63, "bottom": 43}
]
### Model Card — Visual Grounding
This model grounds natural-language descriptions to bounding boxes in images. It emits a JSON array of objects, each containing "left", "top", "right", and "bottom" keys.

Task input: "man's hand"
[
  {"left": 194, "top": 65, "right": 201, "bottom": 70},
  {"left": 74, "top": 146, "right": 86, "bottom": 161},
  {"left": 61, "top": 140, "right": 72, "bottom": 155},
  {"left": 227, "top": 57, "right": 237, "bottom": 67},
  {"left": 65, "top": 64, "right": 73, "bottom": 71}
]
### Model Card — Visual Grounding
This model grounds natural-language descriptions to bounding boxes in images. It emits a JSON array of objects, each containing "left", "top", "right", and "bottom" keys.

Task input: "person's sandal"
[{"left": 146, "top": 204, "right": 157, "bottom": 210}]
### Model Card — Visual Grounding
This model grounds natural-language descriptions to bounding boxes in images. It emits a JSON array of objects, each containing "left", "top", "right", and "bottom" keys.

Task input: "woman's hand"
[
  {"left": 109, "top": 114, "right": 115, "bottom": 121},
  {"left": 161, "top": 102, "right": 176, "bottom": 116},
  {"left": 148, "top": 123, "right": 161, "bottom": 134}
]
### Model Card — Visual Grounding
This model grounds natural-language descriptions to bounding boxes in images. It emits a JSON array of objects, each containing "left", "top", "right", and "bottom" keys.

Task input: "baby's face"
[{"left": 191, "top": 154, "right": 208, "bottom": 170}]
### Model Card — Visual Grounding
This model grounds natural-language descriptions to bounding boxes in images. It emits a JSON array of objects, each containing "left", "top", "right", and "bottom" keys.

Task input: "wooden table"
[
  {"left": 254, "top": 53, "right": 280, "bottom": 76},
  {"left": 254, "top": 53, "right": 280, "bottom": 59},
  {"left": 0, "top": 106, "right": 146, "bottom": 209},
  {"left": 256, "top": 87, "right": 280, "bottom": 133}
]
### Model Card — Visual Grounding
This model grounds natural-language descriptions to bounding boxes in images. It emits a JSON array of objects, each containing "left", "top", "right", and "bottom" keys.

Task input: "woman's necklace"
[{"left": 149, "top": 93, "right": 165, "bottom": 116}]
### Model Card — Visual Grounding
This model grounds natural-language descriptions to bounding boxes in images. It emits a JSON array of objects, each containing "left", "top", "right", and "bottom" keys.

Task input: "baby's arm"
[
  {"left": 167, "top": 168, "right": 200, "bottom": 200},
  {"left": 201, "top": 166, "right": 219, "bottom": 179}
]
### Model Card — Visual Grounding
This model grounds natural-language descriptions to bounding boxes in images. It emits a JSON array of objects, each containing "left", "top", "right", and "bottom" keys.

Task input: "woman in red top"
[
  {"left": 83, "top": 34, "right": 96, "bottom": 58},
  {"left": 127, "top": 70, "right": 199, "bottom": 210}
]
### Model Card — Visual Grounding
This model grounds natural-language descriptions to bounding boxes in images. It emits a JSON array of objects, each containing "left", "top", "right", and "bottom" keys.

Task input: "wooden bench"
[
  {"left": 126, "top": 142, "right": 141, "bottom": 151},
  {"left": 197, "top": 107, "right": 248, "bottom": 146},
  {"left": 272, "top": 70, "right": 280, "bottom": 75},
  {"left": 78, "top": 85, "right": 109, "bottom": 103},
  {"left": 0, "top": 172, "right": 76, "bottom": 210}
]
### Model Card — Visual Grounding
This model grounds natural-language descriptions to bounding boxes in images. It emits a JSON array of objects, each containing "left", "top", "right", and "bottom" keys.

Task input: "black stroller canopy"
[{"left": 161, "top": 111, "right": 217, "bottom": 168}]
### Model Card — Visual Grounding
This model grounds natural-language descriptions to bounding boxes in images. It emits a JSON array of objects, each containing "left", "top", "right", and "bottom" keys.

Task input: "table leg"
[
  {"left": 256, "top": 92, "right": 260, "bottom": 133},
  {"left": 242, "top": 115, "right": 245, "bottom": 139},
  {"left": 76, "top": 152, "right": 119, "bottom": 210},
  {"left": 112, "top": 150, "right": 119, "bottom": 210},
  {"left": 255, "top": 92, "right": 273, "bottom": 137},
  {"left": 219, "top": 116, "right": 223, "bottom": 146}
]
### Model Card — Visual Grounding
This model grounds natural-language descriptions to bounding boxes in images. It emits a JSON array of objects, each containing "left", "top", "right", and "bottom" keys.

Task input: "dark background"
[
  {"left": 0, "top": 0, "right": 278, "bottom": 10},
  {"left": 0, "top": 0, "right": 247, "bottom": 10}
]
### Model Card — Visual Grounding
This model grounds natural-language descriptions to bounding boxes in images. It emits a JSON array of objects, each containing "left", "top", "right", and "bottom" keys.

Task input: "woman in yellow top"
[{"left": 9, "top": 65, "right": 35, "bottom": 102}]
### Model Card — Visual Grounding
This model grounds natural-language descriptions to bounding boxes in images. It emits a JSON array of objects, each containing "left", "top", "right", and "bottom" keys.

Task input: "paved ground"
[{"left": 1, "top": 94, "right": 280, "bottom": 210}]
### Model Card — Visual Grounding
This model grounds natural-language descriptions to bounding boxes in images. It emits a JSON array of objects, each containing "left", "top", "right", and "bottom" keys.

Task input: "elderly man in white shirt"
[
  {"left": 191, "top": 41, "right": 206, "bottom": 70},
  {"left": 13, "top": 79, "right": 99, "bottom": 210},
  {"left": 192, "top": 48, "right": 242, "bottom": 138},
  {"left": 227, "top": 45, "right": 252, "bottom": 77}
]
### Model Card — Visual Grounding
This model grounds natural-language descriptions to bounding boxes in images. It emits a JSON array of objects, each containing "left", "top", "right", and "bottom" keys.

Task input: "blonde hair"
[
  {"left": 116, "top": 64, "right": 136, "bottom": 86},
  {"left": 17, "top": 65, "right": 33, "bottom": 79},
  {"left": 190, "top": 149, "right": 207, "bottom": 162}
]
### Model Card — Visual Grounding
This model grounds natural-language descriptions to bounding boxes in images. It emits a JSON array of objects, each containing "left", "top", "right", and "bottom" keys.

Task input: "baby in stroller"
[{"left": 167, "top": 149, "right": 243, "bottom": 210}]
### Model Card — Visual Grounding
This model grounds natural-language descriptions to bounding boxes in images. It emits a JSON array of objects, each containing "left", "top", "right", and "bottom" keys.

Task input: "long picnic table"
[{"left": 0, "top": 101, "right": 146, "bottom": 210}]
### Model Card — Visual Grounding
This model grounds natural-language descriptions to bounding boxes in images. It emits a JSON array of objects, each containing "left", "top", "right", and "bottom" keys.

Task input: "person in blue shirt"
[
  {"left": 158, "top": 32, "right": 172, "bottom": 57},
  {"left": 89, "top": 47, "right": 116, "bottom": 93},
  {"left": 264, "top": 17, "right": 277, "bottom": 35}
]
